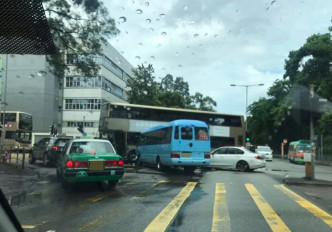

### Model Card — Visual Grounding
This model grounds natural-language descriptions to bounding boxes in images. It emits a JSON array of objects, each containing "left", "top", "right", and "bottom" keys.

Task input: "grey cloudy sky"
[{"left": 104, "top": 0, "right": 332, "bottom": 115}]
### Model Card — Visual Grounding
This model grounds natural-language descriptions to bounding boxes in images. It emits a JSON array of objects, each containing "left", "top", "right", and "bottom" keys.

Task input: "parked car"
[
  {"left": 256, "top": 146, "right": 273, "bottom": 161},
  {"left": 209, "top": 146, "right": 266, "bottom": 172},
  {"left": 56, "top": 139, "right": 124, "bottom": 189},
  {"left": 29, "top": 137, "right": 72, "bottom": 166}
]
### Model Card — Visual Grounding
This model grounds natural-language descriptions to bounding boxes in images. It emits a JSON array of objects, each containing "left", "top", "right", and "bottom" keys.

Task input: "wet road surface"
[{"left": 3, "top": 160, "right": 332, "bottom": 232}]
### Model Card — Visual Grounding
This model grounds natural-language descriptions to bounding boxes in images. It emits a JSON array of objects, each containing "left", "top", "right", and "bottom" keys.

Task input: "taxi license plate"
[
  {"left": 181, "top": 153, "right": 191, "bottom": 158},
  {"left": 89, "top": 161, "right": 104, "bottom": 171}
]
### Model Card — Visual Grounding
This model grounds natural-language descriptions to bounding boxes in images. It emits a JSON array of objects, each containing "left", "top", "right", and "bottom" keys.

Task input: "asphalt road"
[{"left": 4, "top": 159, "right": 332, "bottom": 232}]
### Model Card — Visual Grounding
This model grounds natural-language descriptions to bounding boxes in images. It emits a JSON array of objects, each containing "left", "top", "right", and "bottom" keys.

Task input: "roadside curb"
[{"left": 283, "top": 177, "right": 332, "bottom": 186}]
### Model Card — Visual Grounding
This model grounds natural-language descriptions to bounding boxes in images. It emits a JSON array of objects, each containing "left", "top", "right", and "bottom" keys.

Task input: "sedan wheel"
[
  {"left": 237, "top": 161, "right": 249, "bottom": 172},
  {"left": 43, "top": 154, "right": 48, "bottom": 166},
  {"left": 29, "top": 152, "right": 35, "bottom": 164}
]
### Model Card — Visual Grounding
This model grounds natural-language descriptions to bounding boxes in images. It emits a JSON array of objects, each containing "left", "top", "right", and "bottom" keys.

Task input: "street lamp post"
[{"left": 230, "top": 83, "right": 264, "bottom": 131}]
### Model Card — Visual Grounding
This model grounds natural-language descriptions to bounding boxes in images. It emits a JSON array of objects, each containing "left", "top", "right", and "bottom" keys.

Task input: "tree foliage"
[
  {"left": 248, "top": 24, "right": 332, "bottom": 152},
  {"left": 43, "top": 0, "right": 119, "bottom": 78},
  {"left": 127, "top": 64, "right": 217, "bottom": 111}
]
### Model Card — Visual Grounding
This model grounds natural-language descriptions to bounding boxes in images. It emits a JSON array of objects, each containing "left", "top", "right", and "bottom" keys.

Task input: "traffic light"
[
  {"left": 49, "top": 124, "right": 54, "bottom": 136},
  {"left": 77, "top": 124, "right": 84, "bottom": 134},
  {"left": 246, "top": 131, "right": 250, "bottom": 142}
]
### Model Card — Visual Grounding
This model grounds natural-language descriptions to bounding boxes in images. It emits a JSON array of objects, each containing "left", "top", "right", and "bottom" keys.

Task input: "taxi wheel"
[
  {"left": 108, "top": 180, "right": 118, "bottom": 189},
  {"left": 237, "top": 161, "right": 249, "bottom": 172}
]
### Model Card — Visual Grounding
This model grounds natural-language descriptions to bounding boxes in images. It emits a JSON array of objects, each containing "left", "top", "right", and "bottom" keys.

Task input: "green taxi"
[{"left": 56, "top": 139, "right": 124, "bottom": 189}]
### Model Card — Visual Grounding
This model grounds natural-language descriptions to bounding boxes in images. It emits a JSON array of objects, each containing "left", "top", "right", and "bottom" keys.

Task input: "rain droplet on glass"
[
  {"left": 29, "top": 74, "right": 35, "bottom": 79},
  {"left": 156, "top": 18, "right": 160, "bottom": 22},
  {"left": 10, "top": 54, "right": 15, "bottom": 58},
  {"left": 136, "top": 9, "right": 143, "bottom": 14},
  {"left": 37, "top": 70, "right": 46, "bottom": 77},
  {"left": 159, "top": 14, "right": 165, "bottom": 18},
  {"left": 175, "top": 52, "right": 179, "bottom": 56},
  {"left": 183, "top": 5, "right": 188, "bottom": 11},
  {"left": 150, "top": 28, "right": 154, "bottom": 32},
  {"left": 204, "top": 33, "right": 208, "bottom": 36},
  {"left": 16, "top": 75, "right": 21, "bottom": 79},
  {"left": 145, "top": 2, "right": 149, "bottom": 6},
  {"left": 178, "top": 64, "right": 182, "bottom": 68},
  {"left": 146, "top": 18, "right": 151, "bottom": 24},
  {"left": 125, "top": 31, "right": 129, "bottom": 34},
  {"left": 135, "top": 56, "right": 141, "bottom": 60},
  {"left": 214, "top": 34, "right": 218, "bottom": 38},
  {"left": 186, "top": 46, "right": 190, "bottom": 48},
  {"left": 194, "top": 33, "right": 199, "bottom": 38},
  {"left": 119, "top": 16, "right": 127, "bottom": 23},
  {"left": 161, "top": 32, "right": 167, "bottom": 36},
  {"left": 139, "top": 43, "right": 143, "bottom": 46},
  {"left": 150, "top": 56, "right": 155, "bottom": 59},
  {"left": 19, "top": 91, "right": 24, "bottom": 95}
]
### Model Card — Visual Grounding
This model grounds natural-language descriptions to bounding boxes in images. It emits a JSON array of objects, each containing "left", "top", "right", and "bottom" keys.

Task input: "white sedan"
[
  {"left": 209, "top": 146, "right": 266, "bottom": 172},
  {"left": 256, "top": 146, "right": 273, "bottom": 161}
]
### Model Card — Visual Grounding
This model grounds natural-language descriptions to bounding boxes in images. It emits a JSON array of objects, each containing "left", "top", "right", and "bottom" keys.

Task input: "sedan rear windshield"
[{"left": 69, "top": 141, "right": 115, "bottom": 154}]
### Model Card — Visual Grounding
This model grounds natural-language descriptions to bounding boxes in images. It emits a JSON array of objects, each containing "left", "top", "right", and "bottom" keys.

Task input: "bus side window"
[{"left": 174, "top": 126, "right": 179, "bottom": 140}]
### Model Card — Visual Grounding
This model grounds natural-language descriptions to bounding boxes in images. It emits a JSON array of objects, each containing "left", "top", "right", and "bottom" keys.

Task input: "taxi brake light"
[
  {"left": 66, "top": 160, "right": 74, "bottom": 168},
  {"left": 118, "top": 160, "right": 124, "bottom": 166},
  {"left": 74, "top": 161, "right": 89, "bottom": 168},
  {"left": 52, "top": 145, "right": 58, "bottom": 151}
]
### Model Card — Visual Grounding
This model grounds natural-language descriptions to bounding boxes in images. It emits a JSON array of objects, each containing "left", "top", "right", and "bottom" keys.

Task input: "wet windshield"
[{"left": 1, "top": 1, "right": 332, "bottom": 232}]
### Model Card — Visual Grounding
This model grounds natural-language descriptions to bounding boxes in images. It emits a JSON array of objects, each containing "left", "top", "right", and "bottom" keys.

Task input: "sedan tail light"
[
  {"left": 52, "top": 145, "right": 58, "bottom": 151},
  {"left": 254, "top": 155, "right": 264, "bottom": 160},
  {"left": 204, "top": 152, "right": 211, "bottom": 159},
  {"left": 171, "top": 152, "right": 180, "bottom": 158},
  {"left": 66, "top": 160, "right": 74, "bottom": 168},
  {"left": 105, "top": 160, "right": 124, "bottom": 167}
]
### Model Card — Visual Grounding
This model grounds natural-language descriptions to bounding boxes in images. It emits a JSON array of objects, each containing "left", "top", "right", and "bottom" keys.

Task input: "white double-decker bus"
[{"left": 99, "top": 102, "right": 245, "bottom": 162}]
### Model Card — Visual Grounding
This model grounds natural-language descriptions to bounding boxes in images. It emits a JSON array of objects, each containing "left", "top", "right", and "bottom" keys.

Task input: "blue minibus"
[{"left": 137, "top": 119, "right": 211, "bottom": 172}]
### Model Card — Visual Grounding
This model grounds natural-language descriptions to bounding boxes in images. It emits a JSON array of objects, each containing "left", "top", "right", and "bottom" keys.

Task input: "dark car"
[{"left": 29, "top": 137, "right": 72, "bottom": 166}]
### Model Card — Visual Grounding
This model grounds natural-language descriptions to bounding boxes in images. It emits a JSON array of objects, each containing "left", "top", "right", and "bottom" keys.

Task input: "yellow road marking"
[
  {"left": 22, "top": 221, "right": 49, "bottom": 229},
  {"left": 275, "top": 184, "right": 332, "bottom": 228},
  {"left": 211, "top": 183, "right": 230, "bottom": 232},
  {"left": 245, "top": 183, "right": 291, "bottom": 232},
  {"left": 132, "top": 180, "right": 169, "bottom": 200},
  {"left": 36, "top": 180, "right": 49, "bottom": 184},
  {"left": 79, "top": 180, "right": 143, "bottom": 207},
  {"left": 22, "top": 225, "right": 37, "bottom": 229},
  {"left": 144, "top": 182, "right": 197, "bottom": 232},
  {"left": 79, "top": 208, "right": 126, "bottom": 231}
]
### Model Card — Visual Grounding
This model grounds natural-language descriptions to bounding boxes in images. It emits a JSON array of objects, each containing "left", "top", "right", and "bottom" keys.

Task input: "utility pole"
[{"left": 309, "top": 84, "right": 315, "bottom": 179}]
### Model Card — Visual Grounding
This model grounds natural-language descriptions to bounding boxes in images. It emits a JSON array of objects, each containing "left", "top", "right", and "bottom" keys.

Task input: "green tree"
[
  {"left": 128, "top": 64, "right": 217, "bottom": 111},
  {"left": 127, "top": 64, "right": 159, "bottom": 106},
  {"left": 43, "top": 0, "right": 119, "bottom": 78}
]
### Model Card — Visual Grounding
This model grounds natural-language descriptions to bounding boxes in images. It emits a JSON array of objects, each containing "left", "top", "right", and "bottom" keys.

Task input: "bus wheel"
[
  {"left": 29, "top": 152, "right": 35, "bottom": 164},
  {"left": 156, "top": 157, "right": 163, "bottom": 171},
  {"left": 237, "top": 161, "right": 249, "bottom": 172}
]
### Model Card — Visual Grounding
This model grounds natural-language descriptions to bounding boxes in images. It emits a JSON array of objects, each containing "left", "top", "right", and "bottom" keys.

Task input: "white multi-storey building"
[{"left": 61, "top": 43, "right": 133, "bottom": 137}]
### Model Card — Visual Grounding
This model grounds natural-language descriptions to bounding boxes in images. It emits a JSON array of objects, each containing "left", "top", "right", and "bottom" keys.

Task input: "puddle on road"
[{"left": 168, "top": 213, "right": 184, "bottom": 231}]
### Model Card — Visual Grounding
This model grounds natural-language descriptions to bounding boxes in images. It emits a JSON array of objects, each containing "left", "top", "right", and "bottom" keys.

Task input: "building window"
[
  {"left": 102, "top": 55, "right": 124, "bottom": 79},
  {"left": 66, "top": 54, "right": 102, "bottom": 65},
  {"left": 66, "top": 121, "right": 94, "bottom": 128},
  {"left": 66, "top": 76, "right": 102, "bottom": 88},
  {"left": 65, "top": 99, "right": 103, "bottom": 110}
]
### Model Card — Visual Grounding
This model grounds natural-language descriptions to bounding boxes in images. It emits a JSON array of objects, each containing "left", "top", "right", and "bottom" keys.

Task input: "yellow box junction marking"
[
  {"left": 275, "top": 184, "right": 332, "bottom": 228},
  {"left": 245, "top": 183, "right": 291, "bottom": 232},
  {"left": 144, "top": 182, "right": 197, "bottom": 232},
  {"left": 211, "top": 183, "right": 230, "bottom": 232}
]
